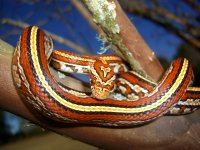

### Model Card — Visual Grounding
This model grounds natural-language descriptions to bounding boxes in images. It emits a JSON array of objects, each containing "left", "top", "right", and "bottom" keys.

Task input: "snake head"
[{"left": 90, "top": 58, "right": 116, "bottom": 100}]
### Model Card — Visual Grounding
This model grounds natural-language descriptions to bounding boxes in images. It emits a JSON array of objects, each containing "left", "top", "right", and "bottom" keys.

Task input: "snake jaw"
[{"left": 91, "top": 85, "right": 110, "bottom": 100}]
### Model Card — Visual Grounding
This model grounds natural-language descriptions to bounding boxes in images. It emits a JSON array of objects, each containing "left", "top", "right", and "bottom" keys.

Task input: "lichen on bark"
[
  {"left": 85, "top": 0, "right": 120, "bottom": 34},
  {"left": 84, "top": 0, "right": 143, "bottom": 73}
]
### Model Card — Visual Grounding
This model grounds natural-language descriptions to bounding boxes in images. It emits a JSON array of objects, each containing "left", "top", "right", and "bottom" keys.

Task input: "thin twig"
[
  {"left": 119, "top": 0, "right": 200, "bottom": 49},
  {"left": 184, "top": 0, "right": 200, "bottom": 15},
  {"left": 1, "top": 18, "right": 91, "bottom": 55}
]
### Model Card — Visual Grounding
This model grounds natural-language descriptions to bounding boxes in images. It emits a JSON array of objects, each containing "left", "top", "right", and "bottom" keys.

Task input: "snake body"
[
  {"left": 116, "top": 71, "right": 200, "bottom": 114},
  {"left": 12, "top": 26, "right": 199, "bottom": 126}
]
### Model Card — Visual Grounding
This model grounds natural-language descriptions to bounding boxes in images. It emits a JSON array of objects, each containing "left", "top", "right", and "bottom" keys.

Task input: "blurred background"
[{"left": 0, "top": 0, "right": 199, "bottom": 149}]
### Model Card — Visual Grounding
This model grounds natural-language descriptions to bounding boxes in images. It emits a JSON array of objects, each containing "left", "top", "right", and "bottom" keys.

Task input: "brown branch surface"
[
  {"left": 114, "top": 0, "right": 164, "bottom": 81},
  {"left": 0, "top": 39, "right": 200, "bottom": 149}
]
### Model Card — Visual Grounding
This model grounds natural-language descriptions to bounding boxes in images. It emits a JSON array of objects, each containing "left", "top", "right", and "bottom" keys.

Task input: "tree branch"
[
  {"left": 119, "top": 0, "right": 200, "bottom": 49},
  {"left": 1, "top": 18, "right": 90, "bottom": 55},
  {"left": 71, "top": 0, "right": 127, "bottom": 62},
  {"left": 1, "top": 39, "right": 200, "bottom": 149},
  {"left": 83, "top": 0, "right": 164, "bottom": 81},
  {"left": 184, "top": 0, "right": 200, "bottom": 15}
]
